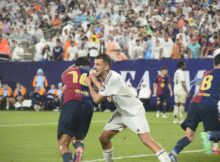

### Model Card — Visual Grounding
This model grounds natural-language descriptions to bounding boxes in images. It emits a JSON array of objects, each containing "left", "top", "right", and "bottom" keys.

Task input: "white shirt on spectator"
[{"left": 161, "top": 38, "right": 174, "bottom": 58}]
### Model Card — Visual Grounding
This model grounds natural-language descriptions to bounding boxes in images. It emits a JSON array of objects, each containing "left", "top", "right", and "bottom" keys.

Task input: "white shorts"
[
  {"left": 174, "top": 94, "right": 187, "bottom": 104},
  {"left": 103, "top": 108, "right": 150, "bottom": 134}
]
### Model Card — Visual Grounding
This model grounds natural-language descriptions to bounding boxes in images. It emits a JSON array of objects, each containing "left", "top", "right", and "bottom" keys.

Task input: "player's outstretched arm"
[{"left": 86, "top": 77, "right": 104, "bottom": 104}]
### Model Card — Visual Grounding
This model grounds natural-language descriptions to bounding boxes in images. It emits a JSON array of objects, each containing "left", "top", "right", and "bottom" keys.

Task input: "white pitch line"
[
  {"left": 0, "top": 120, "right": 174, "bottom": 127},
  {"left": 84, "top": 149, "right": 204, "bottom": 162}
]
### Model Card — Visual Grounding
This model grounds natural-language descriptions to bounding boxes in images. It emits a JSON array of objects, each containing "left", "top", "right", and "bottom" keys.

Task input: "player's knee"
[
  {"left": 139, "top": 133, "right": 153, "bottom": 145},
  {"left": 162, "top": 102, "right": 167, "bottom": 106},
  {"left": 99, "top": 135, "right": 110, "bottom": 145},
  {"left": 185, "top": 130, "right": 195, "bottom": 141},
  {"left": 59, "top": 136, "right": 70, "bottom": 148}
]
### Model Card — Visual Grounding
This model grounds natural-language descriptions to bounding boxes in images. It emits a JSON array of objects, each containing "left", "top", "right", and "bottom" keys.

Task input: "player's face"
[
  {"left": 93, "top": 59, "right": 109, "bottom": 77},
  {"left": 161, "top": 69, "right": 168, "bottom": 76}
]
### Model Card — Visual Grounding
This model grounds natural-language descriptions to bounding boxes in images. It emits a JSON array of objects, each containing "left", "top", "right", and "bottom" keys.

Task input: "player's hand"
[
  {"left": 170, "top": 92, "right": 173, "bottom": 97},
  {"left": 85, "top": 77, "right": 92, "bottom": 87},
  {"left": 89, "top": 74, "right": 99, "bottom": 83}
]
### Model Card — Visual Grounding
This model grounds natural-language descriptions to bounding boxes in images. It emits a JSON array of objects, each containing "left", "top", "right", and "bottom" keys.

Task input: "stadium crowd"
[{"left": 0, "top": 0, "right": 219, "bottom": 62}]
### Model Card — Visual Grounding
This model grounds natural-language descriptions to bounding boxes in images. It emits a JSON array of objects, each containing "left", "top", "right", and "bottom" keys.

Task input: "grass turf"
[{"left": 0, "top": 111, "right": 220, "bottom": 162}]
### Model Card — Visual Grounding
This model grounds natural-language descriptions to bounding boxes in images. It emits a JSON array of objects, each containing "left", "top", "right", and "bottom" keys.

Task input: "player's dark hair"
[
  {"left": 96, "top": 54, "right": 112, "bottom": 66},
  {"left": 214, "top": 54, "right": 220, "bottom": 66},
  {"left": 75, "top": 57, "right": 89, "bottom": 66},
  {"left": 177, "top": 61, "right": 185, "bottom": 68},
  {"left": 160, "top": 66, "right": 167, "bottom": 71}
]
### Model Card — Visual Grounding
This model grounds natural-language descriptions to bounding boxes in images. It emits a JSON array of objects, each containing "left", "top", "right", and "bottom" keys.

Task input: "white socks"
[
  {"left": 179, "top": 105, "right": 185, "bottom": 121},
  {"left": 173, "top": 105, "right": 179, "bottom": 118},
  {"left": 103, "top": 148, "right": 113, "bottom": 162},
  {"left": 156, "top": 149, "right": 171, "bottom": 162}
]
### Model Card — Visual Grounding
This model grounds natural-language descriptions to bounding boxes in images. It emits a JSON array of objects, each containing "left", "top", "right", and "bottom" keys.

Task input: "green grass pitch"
[{"left": 0, "top": 111, "right": 220, "bottom": 162}]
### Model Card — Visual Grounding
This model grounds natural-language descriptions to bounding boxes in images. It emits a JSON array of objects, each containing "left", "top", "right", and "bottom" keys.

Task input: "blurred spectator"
[
  {"left": 66, "top": 40, "right": 77, "bottom": 61},
  {"left": 0, "top": 38, "right": 11, "bottom": 61},
  {"left": 0, "top": 83, "right": 13, "bottom": 110},
  {"left": 35, "top": 39, "right": 47, "bottom": 61},
  {"left": 12, "top": 42, "right": 25, "bottom": 61},
  {"left": 30, "top": 86, "right": 44, "bottom": 111},
  {"left": 32, "top": 68, "right": 48, "bottom": 94},
  {"left": 188, "top": 37, "right": 201, "bottom": 58},
  {"left": 161, "top": 33, "right": 174, "bottom": 59},
  {"left": 138, "top": 82, "right": 151, "bottom": 111},
  {"left": 52, "top": 39, "right": 64, "bottom": 60},
  {"left": 57, "top": 82, "right": 63, "bottom": 108},
  {"left": 42, "top": 44, "right": 53, "bottom": 61},
  {"left": 172, "top": 39, "right": 182, "bottom": 59},
  {"left": 13, "top": 82, "right": 26, "bottom": 110},
  {"left": 45, "top": 84, "right": 58, "bottom": 110},
  {"left": 151, "top": 39, "right": 162, "bottom": 60}
]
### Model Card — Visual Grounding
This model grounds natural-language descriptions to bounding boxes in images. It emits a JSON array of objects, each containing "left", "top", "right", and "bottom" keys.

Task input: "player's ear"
[{"left": 104, "top": 64, "right": 110, "bottom": 71}]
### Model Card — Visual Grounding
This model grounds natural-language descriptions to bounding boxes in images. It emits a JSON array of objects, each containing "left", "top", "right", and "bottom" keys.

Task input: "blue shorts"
[
  {"left": 181, "top": 102, "right": 220, "bottom": 132},
  {"left": 157, "top": 94, "right": 169, "bottom": 103},
  {"left": 57, "top": 100, "right": 93, "bottom": 140}
]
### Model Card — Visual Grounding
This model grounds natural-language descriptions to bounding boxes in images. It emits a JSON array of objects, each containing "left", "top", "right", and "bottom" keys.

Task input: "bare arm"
[
  {"left": 153, "top": 83, "right": 157, "bottom": 96},
  {"left": 168, "top": 83, "right": 173, "bottom": 96},
  {"left": 86, "top": 77, "right": 105, "bottom": 104}
]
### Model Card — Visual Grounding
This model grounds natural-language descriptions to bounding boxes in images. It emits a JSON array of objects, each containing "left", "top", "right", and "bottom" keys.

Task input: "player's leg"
[
  {"left": 123, "top": 108, "right": 170, "bottom": 162},
  {"left": 156, "top": 97, "right": 161, "bottom": 118},
  {"left": 170, "top": 127, "right": 195, "bottom": 159},
  {"left": 100, "top": 112, "right": 123, "bottom": 162},
  {"left": 99, "top": 130, "right": 118, "bottom": 162},
  {"left": 57, "top": 101, "right": 78, "bottom": 162},
  {"left": 169, "top": 103, "right": 200, "bottom": 161},
  {"left": 162, "top": 97, "right": 168, "bottom": 118},
  {"left": 73, "top": 103, "right": 93, "bottom": 162},
  {"left": 139, "top": 133, "right": 171, "bottom": 162},
  {"left": 173, "top": 95, "right": 179, "bottom": 124},
  {"left": 178, "top": 95, "right": 187, "bottom": 123},
  {"left": 200, "top": 107, "right": 220, "bottom": 154},
  {"left": 58, "top": 134, "right": 73, "bottom": 162},
  {"left": 72, "top": 139, "right": 84, "bottom": 162},
  {"left": 179, "top": 103, "right": 185, "bottom": 123}
]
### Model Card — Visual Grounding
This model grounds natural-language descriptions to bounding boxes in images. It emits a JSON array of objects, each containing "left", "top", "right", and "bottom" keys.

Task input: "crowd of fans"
[{"left": 0, "top": 0, "right": 219, "bottom": 62}]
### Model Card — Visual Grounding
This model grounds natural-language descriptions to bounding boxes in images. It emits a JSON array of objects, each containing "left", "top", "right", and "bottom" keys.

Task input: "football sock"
[
  {"left": 162, "top": 103, "right": 167, "bottom": 114},
  {"left": 103, "top": 147, "right": 113, "bottom": 162},
  {"left": 156, "top": 149, "right": 170, "bottom": 162},
  {"left": 156, "top": 102, "right": 161, "bottom": 112},
  {"left": 73, "top": 141, "right": 84, "bottom": 161},
  {"left": 179, "top": 105, "right": 185, "bottom": 120},
  {"left": 209, "top": 132, "right": 220, "bottom": 141},
  {"left": 173, "top": 136, "right": 191, "bottom": 155},
  {"left": 62, "top": 152, "right": 72, "bottom": 162},
  {"left": 173, "top": 105, "right": 179, "bottom": 118}
]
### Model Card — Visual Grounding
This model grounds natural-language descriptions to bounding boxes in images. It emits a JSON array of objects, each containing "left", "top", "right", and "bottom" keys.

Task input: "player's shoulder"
[{"left": 105, "top": 70, "right": 121, "bottom": 84}]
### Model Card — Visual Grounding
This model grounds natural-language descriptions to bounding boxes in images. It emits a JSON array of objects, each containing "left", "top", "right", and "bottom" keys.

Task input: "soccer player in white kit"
[
  {"left": 173, "top": 61, "right": 189, "bottom": 124},
  {"left": 86, "top": 54, "right": 171, "bottom": 162}
]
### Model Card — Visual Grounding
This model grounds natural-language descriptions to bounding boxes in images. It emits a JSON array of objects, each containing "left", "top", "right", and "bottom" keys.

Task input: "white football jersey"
[
  {"left": 99, "top": 70, "right": 144, "bottom": 116},
  {"left": 173, "top": 69, "right": 186, "bottom": 94}
]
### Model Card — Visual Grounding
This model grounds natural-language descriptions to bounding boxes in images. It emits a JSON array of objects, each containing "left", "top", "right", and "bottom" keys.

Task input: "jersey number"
[
  {"left": 200, "top": 75, "right": 213, "bottom": 91},
  {"left": 68, "top": 71, "right": 87, "bottom": 86}
]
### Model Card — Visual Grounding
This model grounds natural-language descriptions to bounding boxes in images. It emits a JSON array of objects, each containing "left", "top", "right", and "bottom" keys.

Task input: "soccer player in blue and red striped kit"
[
  {"left": 57, "top": 57, "right": 93, "bottom": 162},
  {"left": 153, "top": 66, "right": 173, "bottom": 118},
  {"left": 169, "top": 50, "right": 220, "bottom": 161}
]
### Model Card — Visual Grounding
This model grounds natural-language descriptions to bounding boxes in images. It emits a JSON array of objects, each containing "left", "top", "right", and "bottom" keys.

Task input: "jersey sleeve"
[{"left": 99, "top": 76, "right": 119, "bottom": 97}]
